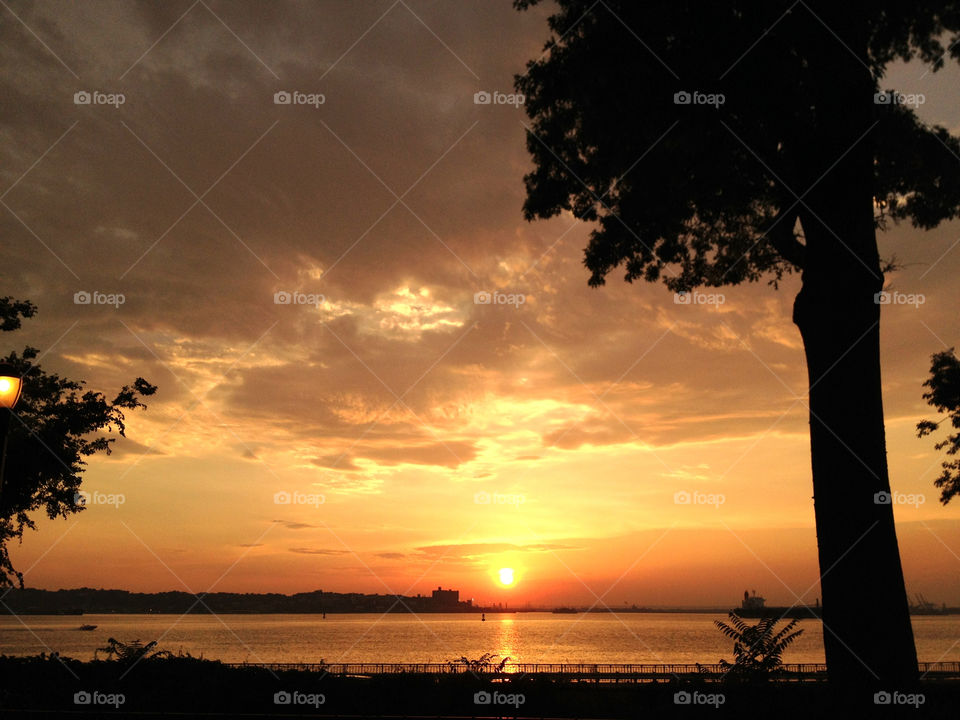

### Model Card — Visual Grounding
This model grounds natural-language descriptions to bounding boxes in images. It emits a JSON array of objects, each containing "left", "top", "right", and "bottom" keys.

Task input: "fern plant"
[{"left": 714, "top": 612, "right": 804, "bottom": 681}]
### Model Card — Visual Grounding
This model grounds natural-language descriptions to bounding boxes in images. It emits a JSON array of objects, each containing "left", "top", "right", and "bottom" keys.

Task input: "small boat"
[
  {"left": 481, "top": 613, "right": 486, "bottom": 621},
  {"left": 551, "top": 607, "right": 579, "bottom": 614},
  {"left": 77, "top": 624, "right": 97, "bottom": 631}
]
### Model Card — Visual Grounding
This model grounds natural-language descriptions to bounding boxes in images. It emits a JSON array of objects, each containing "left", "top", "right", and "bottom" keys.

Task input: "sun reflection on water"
[{"left": 494, "top": 616, "right": 518, "bottom": 671}]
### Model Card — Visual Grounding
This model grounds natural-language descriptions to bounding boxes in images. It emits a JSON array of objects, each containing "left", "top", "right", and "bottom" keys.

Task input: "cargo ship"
[{"left": 731, "top": 590, "right": 822, "bottom": 619}]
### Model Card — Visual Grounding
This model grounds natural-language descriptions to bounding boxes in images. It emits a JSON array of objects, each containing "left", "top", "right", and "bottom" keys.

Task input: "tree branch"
[{"left": 766, "top": 207, "right": 804, "bottom": 270}]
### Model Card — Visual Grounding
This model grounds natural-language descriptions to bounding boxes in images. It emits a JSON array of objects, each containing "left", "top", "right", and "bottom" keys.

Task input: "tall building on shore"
[{"left": 431, "top": 586, "right": 459, "bottom": 609}]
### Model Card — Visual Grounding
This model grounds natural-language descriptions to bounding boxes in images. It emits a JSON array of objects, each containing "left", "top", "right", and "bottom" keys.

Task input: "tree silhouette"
[
  {"left": 917, "top": 349, "right": 960, "bottom": 503},
  {"left": 0, "top": 297, "right": 157, "bottom": 586},
  {"left": 515, "top": 0, "right": 960, "bottom": 683}
]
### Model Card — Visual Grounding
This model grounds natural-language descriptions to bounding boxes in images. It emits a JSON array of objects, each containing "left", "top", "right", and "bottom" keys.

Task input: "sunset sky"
[{"left": 2, "top": 0, "right": 960, "bottom": 609}]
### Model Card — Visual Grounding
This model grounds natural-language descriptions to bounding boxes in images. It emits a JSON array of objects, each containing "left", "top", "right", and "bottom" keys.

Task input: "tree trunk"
[
  {"left": 788, "top": 1, "right": 918, "bottom": 686},
  {"left": 794, "top": 274, "right": 917, "bottom": 685},
  {"left": 792, "top": 103, "right": 917, "bottom": 688}
]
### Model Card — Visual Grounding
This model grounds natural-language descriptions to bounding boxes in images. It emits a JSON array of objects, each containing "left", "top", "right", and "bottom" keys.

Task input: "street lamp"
[
  {"left": 0, "top": 365, "right": 23, "bottom": 409},
  {"left": 0, "top": 362, "right": 23, "bottom": 505}
]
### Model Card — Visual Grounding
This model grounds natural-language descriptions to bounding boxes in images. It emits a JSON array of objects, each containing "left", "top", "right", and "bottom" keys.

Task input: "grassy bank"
[{"left": 0, "top": 654, "right": 956, "bottom": 719}]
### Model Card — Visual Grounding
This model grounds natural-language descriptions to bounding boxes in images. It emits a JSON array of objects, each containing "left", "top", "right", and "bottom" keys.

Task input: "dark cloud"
[
  {"left": 311, "top": 455, "right": 359, "bottom": 471},
  {"left": 352, "top": 441, "right": 478, "bottom": 468},
  {"left": 102, "top": 436, "right": 167, "bottom": 458},
  {"left": 414, "top": 542, "right": 580, "bottom": 560},
  {"left": 272, "top": 520, "right": 315, "bottom": 530}
]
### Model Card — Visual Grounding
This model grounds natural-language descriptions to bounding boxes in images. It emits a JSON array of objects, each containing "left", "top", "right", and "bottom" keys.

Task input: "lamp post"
[{"left": 0, "top": 362, "right": 23, "bottom": 505}]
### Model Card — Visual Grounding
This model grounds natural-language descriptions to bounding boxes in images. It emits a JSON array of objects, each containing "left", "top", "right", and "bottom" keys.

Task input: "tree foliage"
[
  {"left": 0, "top": 297, "right": 157, "bottom": 587},
  {"left": 714, "top": 612, "right": 804, "bottom": 681},
  {"left": 514, "top": 0, "right": 960, "bottom": 291},
  {"left": 917, "top": 349, "right": 960, "bottom": 503}
]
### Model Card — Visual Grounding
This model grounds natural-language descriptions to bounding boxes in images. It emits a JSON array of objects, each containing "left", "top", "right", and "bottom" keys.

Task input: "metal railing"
[{"left": 222, "top": 660, "right": 960, "bottom": 680}]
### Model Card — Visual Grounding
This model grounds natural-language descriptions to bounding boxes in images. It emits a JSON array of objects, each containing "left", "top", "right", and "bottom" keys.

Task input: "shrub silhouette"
[
  {"left": 95, "top": 638, "right": 171, "bottom": 663},
  {"left": 446, "top": 653, "right": 511, "bottom": 672},
  {"left": 714, "top": 613, "right": 804, "bottom": 681}
]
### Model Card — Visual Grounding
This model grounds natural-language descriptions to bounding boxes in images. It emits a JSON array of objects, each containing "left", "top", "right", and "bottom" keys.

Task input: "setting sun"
[{"left": 498, "top": 567, "right": 515, "bottom": 587}]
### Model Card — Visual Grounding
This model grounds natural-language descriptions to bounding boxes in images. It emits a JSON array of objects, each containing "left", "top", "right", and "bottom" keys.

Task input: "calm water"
[{"left": 2, "top": 613, "right": 958, "bottom": 665}]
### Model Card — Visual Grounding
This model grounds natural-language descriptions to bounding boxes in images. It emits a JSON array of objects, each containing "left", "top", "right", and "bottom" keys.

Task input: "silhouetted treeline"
[{"left": 0, "top": 588, "right": 477, "bottom": 614}]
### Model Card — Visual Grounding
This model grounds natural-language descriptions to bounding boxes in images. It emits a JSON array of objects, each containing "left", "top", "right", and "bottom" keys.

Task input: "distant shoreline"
[
  {"left": 2, "top": 607, "right": 740, "bottom": 615},
  {"left": 4, "top": 587, "right": 957, "bottom": 616},
  {"left": 6, "top": 608, "right": 959, "bottom": 616},
  {"left": 1, "top": 586, "right": 744, "bottom": 615}
]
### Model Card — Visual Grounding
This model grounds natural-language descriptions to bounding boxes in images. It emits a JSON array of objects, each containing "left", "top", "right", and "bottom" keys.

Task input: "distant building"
[{"left": 431, "top": 586, "right": 459, "bottom": 608}]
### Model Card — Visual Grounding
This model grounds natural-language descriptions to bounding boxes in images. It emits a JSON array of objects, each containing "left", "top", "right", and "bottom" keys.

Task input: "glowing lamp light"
[
  {"left": 0, "top": 365, "right": 22, "bottom": 409},
  {"left": 0, "top": 363, "right": 23, "bottom": 500}
]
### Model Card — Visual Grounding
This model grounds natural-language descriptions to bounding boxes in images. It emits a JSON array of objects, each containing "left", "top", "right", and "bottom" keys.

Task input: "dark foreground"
[{"left": 0, "top": 655, "right": 955, "bottom": 719}]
